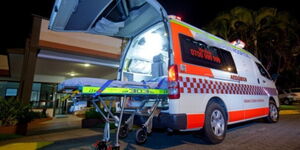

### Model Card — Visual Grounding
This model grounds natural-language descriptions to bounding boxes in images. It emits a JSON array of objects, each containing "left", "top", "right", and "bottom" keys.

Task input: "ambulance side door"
[{"left": 253, "top": 62, "right": 272, "bottom": 112}]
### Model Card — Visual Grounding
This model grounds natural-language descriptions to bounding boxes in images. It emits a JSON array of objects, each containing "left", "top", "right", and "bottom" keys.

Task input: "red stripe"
[
  {"left": 229, "top": 107, "right": 269, "bottom": 122},
  {"left": 187, "top": 114, "right": 204, "bottom": 129},
  {"left": 186, "top": 107, "right": 269, "bottom": 129},
  {"left": 229, "top": 110, "right": 245, "bottom": 122},
  {"left": 244, "top": 108, "right": 269, "bottom": 119}
]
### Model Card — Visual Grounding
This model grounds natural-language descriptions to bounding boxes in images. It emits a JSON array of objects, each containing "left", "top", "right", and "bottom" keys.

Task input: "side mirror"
[{"left": 271, "top": 73, "right": 279, "bottom": 81}]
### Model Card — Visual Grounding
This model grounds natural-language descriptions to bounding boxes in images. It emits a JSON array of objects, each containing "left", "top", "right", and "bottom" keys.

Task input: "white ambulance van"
[{"left": 49, "top": 0, "right": 279, "bottom": 144}]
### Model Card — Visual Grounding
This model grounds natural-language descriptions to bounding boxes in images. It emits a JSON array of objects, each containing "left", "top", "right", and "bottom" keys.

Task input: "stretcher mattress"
[{"left": 58, "top": 77, "right": 168, "bottom": 96}]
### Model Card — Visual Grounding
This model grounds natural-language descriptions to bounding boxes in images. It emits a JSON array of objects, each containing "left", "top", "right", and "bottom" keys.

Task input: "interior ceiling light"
[
  {"left": 68, "top": 72, "right": 76, "bottom": 76},
  {"left": 84, "top": 63, "right": 91, "bottom": 67}
]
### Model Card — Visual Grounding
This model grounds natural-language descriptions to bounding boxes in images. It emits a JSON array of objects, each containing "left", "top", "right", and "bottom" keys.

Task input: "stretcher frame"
[{"left": 64, "top": 82, "right": 168, "bottom": 149}]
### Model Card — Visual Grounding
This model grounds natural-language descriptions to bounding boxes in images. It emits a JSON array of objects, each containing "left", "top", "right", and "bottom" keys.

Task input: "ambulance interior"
[
  {"left": 122, "top": 23, "right": 169, "bottom": 83},
  {"left": 121, "top": 22, "right": 169, "bottom": 109}
]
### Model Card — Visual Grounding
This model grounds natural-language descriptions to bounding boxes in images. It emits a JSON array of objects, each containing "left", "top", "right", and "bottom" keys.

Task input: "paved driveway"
[{"left": 39, "top": 114, "right": 300, "bottom": 150}]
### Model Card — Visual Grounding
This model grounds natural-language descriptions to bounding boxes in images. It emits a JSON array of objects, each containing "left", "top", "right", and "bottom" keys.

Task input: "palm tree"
[{"left": 205, "top": 7, "right": 300, "bottom": 74}]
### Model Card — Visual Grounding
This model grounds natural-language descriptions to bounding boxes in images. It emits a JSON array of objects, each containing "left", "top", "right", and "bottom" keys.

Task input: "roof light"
[
  {"left": 230, "top": 39, "right": 245, "bottom": 49},
  {"left": 168, "top": 15, "right": 182, "bottom": 21}
]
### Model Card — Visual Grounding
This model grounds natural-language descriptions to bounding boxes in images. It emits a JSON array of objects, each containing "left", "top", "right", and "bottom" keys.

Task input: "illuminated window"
[{"left": 179, "top": 34, "right": 237, "bottom": 73}]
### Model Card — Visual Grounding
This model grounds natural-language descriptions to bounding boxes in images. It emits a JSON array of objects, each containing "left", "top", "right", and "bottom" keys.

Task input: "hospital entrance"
[{"left": 0, "top": 17, "right": 122, "bottom": 133}]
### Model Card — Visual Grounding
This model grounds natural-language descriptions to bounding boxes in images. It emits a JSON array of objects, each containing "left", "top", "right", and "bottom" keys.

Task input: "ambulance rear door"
[{"left": 48, "top": 0, "right": 168, "bottom": 38}]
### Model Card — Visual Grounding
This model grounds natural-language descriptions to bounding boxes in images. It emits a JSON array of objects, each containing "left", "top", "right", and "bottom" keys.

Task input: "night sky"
[{"left": 1, "top": 0, "right": 299, "bottom": 52}]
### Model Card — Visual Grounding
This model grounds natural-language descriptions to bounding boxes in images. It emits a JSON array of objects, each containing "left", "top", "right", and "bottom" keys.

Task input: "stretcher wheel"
[
  {"left": 135, "top": 128, "right": 147, "bottom": 144},
  {"left": 119, "top": 124, "right": 129, "bottom": 139},
  {"left": 93, "top": 141, "right": 109, "bottom": 150},
  {"left": 112, "top": 146, "right": 120, "bottom": 150}
]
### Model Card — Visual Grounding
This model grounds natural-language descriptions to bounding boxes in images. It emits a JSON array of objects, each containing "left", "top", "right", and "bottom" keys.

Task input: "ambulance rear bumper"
[{"left": 154, "top": 113, "right": 187, "bottom": 130}]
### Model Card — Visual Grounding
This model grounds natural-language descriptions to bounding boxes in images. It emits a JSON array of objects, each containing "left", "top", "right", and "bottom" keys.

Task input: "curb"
[
  {"left": 0, "top": 142, "right": 53, "bottom": 150},
  {"left": 280, "top": 110, "right": 300, "bottom": 115}
]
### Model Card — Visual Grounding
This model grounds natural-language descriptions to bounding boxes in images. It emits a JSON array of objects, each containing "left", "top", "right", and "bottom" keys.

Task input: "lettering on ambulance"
[
  {"left": 230, "top": 75, "right": 247, "bottom": 82},
  {"left": 170, "top": 21, "right": 213, "bottom": 77},
  {"left": 190, "top": 48, "right": 221, "bottom": 64},
  {"left": 244, "top": 99, "right": 264, "bottom": 103}
]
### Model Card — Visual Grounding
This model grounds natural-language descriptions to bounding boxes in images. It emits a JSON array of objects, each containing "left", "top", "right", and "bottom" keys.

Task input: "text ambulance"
[{"left": 49, "top": 0, "right": 279, "bottom": 144}]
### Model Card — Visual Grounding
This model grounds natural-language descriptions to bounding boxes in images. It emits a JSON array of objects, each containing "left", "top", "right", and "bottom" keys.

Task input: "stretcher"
[{"left": 58, "top": 77, "right": 168, "bottom": 149}]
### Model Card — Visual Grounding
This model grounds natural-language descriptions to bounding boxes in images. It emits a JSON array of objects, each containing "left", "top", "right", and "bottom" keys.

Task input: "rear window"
[{"left": 179, "top": 34, "right": 237, "bottom": 73}]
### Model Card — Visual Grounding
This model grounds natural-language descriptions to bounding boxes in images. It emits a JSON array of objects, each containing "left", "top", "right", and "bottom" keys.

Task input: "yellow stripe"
[{"left": 82, "top": 87, "right": 168, "bottom": 95}]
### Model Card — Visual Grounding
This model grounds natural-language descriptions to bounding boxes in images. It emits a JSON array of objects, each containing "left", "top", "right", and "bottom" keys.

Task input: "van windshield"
[{"left": 122, "top": 22, "right": 169, "bottom": 82}]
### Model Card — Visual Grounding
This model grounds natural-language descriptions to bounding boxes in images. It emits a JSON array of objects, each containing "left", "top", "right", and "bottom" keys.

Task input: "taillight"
[
  {"left": 168, "top": 64, "right": 180, "bottom": 99},
  {"left": 291, "top": 93, "right": 297, "bottom": 96}
]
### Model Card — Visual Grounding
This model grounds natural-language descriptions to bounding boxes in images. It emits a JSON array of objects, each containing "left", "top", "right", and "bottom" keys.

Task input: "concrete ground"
[
  {"left": 27, "top": 115, "right": 82, "bottom": 135},
  {"left": 1, "top": 111, "right": 300, "bottom": 150}
]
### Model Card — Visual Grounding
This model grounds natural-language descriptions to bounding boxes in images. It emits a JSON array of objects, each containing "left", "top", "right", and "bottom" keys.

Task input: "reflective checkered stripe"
[{"left": 179, "top": 76, "right": 277, "bottom": 96}]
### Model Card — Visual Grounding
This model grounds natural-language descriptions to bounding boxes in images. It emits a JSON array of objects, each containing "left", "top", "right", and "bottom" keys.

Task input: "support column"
[{"left": 18, "top": 16, "right": 41, "bottom": 104}]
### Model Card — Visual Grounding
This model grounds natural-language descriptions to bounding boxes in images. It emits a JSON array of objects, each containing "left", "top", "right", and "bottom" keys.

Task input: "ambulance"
[{"left": 49, "top": 0, "right": 279, "bottom": 144}]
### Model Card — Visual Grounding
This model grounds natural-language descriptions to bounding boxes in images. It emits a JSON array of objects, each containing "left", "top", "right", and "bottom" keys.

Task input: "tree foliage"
[{"left": 205, "top": 7, "right": 300, "bottom": 76}]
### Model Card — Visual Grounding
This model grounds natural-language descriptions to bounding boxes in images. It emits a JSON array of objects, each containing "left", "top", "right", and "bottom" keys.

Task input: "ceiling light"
[
  {"left": 68, "top": 72, "right": 76, "bottom": 76},
  {"left": 70, "top": 73, "right": 75, "bottom": 76},
  {"left": 83, "top": 63, "right": 91, "bottom": 67}
]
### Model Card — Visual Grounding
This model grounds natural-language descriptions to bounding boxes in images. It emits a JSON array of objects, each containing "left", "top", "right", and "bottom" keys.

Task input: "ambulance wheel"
[
  {"left": 265, "top": 100, "right": 279, "bottom": 123},
  {"left": 203, "top": 102, "right": 227, "bottom": 144},
  {"left": 135, "top": 128, "right": 147, "bottom": 144},
  {"left": 119, "top": 124, "right": 129, "bottom": 139}
]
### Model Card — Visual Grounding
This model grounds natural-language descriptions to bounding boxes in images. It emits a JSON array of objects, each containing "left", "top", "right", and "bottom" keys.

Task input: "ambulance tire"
[
  {"left": 203, "top": 102, "right": 227, "bottom": 144},
  {"left": 265, "top": 100, "right": 279, "bottom": 123}
]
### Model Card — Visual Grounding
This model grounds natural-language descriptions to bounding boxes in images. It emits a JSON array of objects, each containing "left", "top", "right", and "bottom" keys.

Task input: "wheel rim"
[
  {"left": 270, "top": 103, "right": 278, "bottom": 121},
  {"left": 210, "top": 109, "right": 225, "bottom": 137}
]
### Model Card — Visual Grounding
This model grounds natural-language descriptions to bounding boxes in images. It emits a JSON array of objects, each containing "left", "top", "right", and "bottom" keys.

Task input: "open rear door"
[{"left": 49, "top": 0, "right": 167, "bottom": 38}]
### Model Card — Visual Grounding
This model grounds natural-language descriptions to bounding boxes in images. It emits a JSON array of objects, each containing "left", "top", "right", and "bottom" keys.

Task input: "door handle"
[
  {"left": 257, "top": 78, "right": 260, "bottom": 84},
  {"left": 263, "top": 80, "right": 266, "bottom": 83}
]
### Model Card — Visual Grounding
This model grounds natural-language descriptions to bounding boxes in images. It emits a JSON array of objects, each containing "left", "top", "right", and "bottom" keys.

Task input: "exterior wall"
[
  {"left": 39, "top": 19, "right": 122, "bottom": 59},
  {"left": 34, "top": 74, "right": 66, "bottom": 83},
  {"left": 0, "top": 55, "right": 9, "bottom": 76}
]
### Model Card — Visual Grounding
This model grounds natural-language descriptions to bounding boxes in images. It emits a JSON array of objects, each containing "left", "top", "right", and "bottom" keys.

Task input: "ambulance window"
[
  {"left": 220, "top": 49, "right": 237, "bottom": 73},
  {"left": 255, "top": 62, "right": 271, "bottom": 79},
  {"left": 179, "top": 34, "right": 237, "bottom": 73}
]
